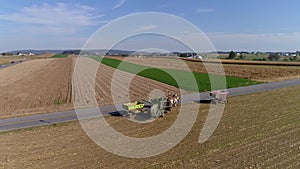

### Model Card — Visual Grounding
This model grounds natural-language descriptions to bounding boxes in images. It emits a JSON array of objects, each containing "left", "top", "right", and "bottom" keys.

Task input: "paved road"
[
  {"left": 1, "top": 78, "right": 300, "bottom": 132},
  {"left": 0, "top": 60, "right": 27, "bottom": 69}
]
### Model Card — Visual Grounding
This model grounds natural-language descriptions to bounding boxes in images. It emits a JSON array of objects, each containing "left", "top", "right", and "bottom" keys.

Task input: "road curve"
[{"left": 1, "top": 78, "right": 300, "bottom": 132}]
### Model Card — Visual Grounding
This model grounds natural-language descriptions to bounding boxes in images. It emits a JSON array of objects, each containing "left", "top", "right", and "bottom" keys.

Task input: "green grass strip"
[
  {"left": 90, "top": 56, "right": 260, "bottom": 92},
  {"left": 51, "top": 54, "right": 69, "bottom": 58}
]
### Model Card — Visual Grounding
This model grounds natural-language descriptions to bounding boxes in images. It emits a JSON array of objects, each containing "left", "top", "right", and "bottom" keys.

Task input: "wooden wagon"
[{"left": 209, "top": 90, "right": 229, "bottom": 104}]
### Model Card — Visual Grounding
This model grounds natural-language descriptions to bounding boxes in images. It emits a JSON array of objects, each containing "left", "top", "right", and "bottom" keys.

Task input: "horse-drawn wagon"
[{"left": 209, "top": 90, "right": 229, "bottom": 104}]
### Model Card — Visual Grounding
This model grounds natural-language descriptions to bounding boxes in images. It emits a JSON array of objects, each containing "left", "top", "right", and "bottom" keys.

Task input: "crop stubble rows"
[{"left": 0, "top": 58, "right": 73, "bottom": 118}]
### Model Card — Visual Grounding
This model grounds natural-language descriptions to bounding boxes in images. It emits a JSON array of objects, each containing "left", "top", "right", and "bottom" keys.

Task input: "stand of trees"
[
  {"left": 227, "top": 51, "right": 245, "bottom": 60},
  {"left": 228, "top": 51, "right": 236, "bottom": 59},
  {"left": 268, "top": 53, "right": 280, "bottom": 61},
  {"left": 1, "top": 52, "right": 13, "bottom": 56},
  {"left": 179, "top": 53, "right": 197, "bottom": 58}
]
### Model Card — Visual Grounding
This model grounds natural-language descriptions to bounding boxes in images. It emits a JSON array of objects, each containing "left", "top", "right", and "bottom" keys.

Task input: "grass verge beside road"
[{"left": 91, "top": 56, "right": 260, "bottom": 92}]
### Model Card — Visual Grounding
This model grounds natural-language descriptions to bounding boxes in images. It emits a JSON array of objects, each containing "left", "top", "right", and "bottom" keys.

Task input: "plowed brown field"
[
  {"left": 0, "top": 57, "right": 181, "bottom": 118},
  {"left": 109, "top": 57, "right": 300, "bottom": 82}
]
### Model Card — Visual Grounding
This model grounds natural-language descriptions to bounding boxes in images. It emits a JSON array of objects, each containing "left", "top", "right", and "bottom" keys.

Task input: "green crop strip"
[
  {"left": 90, "top": 56, "right": 261, "bottom": 92},
  {"left": 51, "top": 54, "right": 69, "bottom": 58}
]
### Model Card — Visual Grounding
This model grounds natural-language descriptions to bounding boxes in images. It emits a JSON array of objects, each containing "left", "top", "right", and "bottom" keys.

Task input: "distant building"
[
  {"left": 188, "top": 55, "right": 203, "bottom": 59},
  {"left": 17, "top": 52, "right": 35, "bottom": 56},
  {"left": 291, "top": 54, "right": 297, "bottom": 57}
]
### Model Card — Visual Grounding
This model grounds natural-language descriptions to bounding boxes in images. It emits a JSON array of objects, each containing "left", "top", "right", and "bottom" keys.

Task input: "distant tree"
[
  {"left": 293, "top": 55, "right": 298, "bottom": 61},
  {"left": 179, "top": 53, "right": 188, "bottom": 57},
  {"left": 268, "top": 53, "right": 280, "bottom": 61},
  {"left": 63, "top": 50, "right": 80, "bottom": 55},
  {"left": 228, "top": 51, "right": 237, "bottom": 59},
  {"left": 238, "top": 54, "right": 246, "bottom": 60},
  {"left": 1, "top": 52, "right": 13, "bottom": 56},
  {"left": 286, "top": 55, "right": 297, "bottom": 61}
]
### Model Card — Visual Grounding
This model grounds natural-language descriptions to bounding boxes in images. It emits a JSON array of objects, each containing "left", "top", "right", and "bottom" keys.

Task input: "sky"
[{"left": 0, "top": 0, "right": 300, "bottom": 52}]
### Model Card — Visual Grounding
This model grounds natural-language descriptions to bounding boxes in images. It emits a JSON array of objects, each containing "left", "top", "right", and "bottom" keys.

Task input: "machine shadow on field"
[
  {"left": 109, "top": 110, "right": 155, "bottom": 122},
  {"left": 194, "top": 100, "right": 212, "bottom": 104},
  {"left": 108, "top": 111, "right": 124, "bottom": 117}
]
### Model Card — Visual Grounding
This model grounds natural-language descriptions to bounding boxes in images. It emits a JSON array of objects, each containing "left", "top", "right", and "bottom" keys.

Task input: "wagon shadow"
[
  {"left": 194, "top": 99, "right": 212, "bottom": 104},
  {"left": 108, "top": 111, "right": 124, "bottom": 117}
]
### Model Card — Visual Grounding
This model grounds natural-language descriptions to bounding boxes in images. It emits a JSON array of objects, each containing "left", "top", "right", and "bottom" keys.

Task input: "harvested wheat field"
[
  {"left": 0, "top": 85, "right": 299, "bottom": 168},
  {"left": 0, "top": 58, "right": 74, "bottom": 118},
  {"left": 0, "top": 57, "right": 181, "bottom": 118},
  {"left": 109, "top": 56, "right": 300, "bottom": 82}
]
